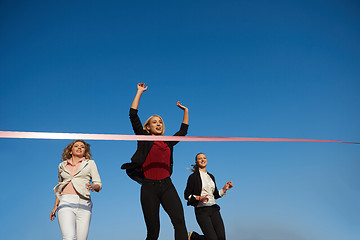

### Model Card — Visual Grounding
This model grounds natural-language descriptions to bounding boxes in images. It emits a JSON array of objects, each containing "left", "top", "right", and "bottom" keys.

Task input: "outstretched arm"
[
  {"left": 131, "top": 83, "right": 148, "bottom": 110},
  {"left": 177, "top": 101, "right": 189, "bottom": 124}
]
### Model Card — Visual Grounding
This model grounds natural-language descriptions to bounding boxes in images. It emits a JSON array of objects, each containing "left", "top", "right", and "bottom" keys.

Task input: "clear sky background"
[{"left": 0, "top": 0, "right": 359, "bottom": 239}]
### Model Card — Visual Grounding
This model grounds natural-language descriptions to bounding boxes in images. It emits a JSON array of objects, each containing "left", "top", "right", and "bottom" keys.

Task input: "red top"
[{"left": 142, "top": 141, "right": 171, "bottom": 180}]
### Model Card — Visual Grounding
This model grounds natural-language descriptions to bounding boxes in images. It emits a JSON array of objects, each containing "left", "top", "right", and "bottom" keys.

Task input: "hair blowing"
[{"left": 190, "top": 152, "right": 205, "bottom": 172}]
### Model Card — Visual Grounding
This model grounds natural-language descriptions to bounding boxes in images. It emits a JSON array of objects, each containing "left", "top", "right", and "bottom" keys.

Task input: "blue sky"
[{"left": 0, "top": 0, "right": 359, "bottom": 239}]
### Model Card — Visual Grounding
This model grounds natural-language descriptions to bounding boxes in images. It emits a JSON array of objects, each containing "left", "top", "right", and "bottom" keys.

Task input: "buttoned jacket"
[{"left": 53, "top": 159, "right": 102, "bottom": 200}]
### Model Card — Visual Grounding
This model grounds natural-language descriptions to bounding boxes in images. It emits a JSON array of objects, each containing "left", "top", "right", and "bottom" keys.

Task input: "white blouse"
[{"left": 196, "top": 171, "right": 225, "bottom": 207}]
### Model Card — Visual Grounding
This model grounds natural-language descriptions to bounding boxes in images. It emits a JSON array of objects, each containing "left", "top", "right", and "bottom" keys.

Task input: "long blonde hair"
[
  {"left": 143, "top": 115, "right": 165, "bottom": 135},
  {"left": 61, "top": 140, "right": 92, "bottom": 161}
]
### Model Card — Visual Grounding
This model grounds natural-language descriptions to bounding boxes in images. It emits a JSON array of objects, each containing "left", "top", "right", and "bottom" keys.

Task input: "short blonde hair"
[
  {"left": 143, "top": 115, "right": 165, "bottom": 135},
  {"left": 61, "top": 140, "right": 92, "bottom": 161}
]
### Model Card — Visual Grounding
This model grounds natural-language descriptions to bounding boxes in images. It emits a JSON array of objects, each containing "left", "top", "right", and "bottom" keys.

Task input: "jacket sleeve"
[
  {"left": 54, "top": 163, "right": 64, "bottom": 199},
  {"left": 169, "top": 123, "right": 189, "bottom": 146},
  {"left": 129, "top": 108, "right": 148, "bottom": 135},
  {"left": 57, "top": 163, "right": 63, "bottom": 183},
  {"left": 175, "top": 123, "right": 189, "bottom": 136},
  {"left": 184, "top": 174, "right": 199, "bottom": 207},
  {"left": 90, "top": 160, "right": 102, "bottom": 190}
]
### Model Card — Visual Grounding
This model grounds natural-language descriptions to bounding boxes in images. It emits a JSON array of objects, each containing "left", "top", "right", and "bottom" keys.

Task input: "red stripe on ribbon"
[{"left": 0, "top": 131, "right": 358, "bottom": 144}]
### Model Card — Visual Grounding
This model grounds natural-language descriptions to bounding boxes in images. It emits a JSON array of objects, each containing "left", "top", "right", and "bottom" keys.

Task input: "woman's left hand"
[
  {"left": 223, "top": 181, "right": 233, "bottom": 192},
  {"left": 86, "top": 184, "right": 100, "bottom": 192},
  {"left": 177, "top": 101, "right": 188, "bottom": 111},
  {"left": 177, "top": 101, "right": 189, "bottom": 124}
]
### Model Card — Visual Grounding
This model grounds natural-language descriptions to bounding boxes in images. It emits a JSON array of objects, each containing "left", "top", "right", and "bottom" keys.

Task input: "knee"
[{"left": 171, "top": 215, "right": 186, "bottom": 227}]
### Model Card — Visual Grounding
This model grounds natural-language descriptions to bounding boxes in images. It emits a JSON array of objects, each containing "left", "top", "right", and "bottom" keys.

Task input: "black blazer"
[
  {"left": 121, "top": 108, "right": 188, "bottom": 184},
  {"left": 184, "top": 169, "right": 221, "bottom": 207}
]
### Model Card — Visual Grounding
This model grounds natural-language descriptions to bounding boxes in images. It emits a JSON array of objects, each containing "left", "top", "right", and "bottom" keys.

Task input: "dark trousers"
[
  {"left": 191, "top": 205, "right": 226, "bottom": 240},
  {"left": 141, "top": 177, "right": 188, "bottom": 240}
]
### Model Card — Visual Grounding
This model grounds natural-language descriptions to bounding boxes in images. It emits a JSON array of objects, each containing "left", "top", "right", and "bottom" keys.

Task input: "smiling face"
[
  {"left": 195, "top": 153, "right": 208, "bottom": 170},
  {"left": 70, "top": 141, "right": 86, "bottom": 158},
  {"left": 62, "top": 140, "right": 92, "bottom": 161},
  {"left": 144, "top": 115, "right": 165, "bottom": 135}
]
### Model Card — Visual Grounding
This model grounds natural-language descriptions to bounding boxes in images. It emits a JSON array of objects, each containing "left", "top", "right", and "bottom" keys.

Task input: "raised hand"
[
  {"left": 177, "top": 101, "right": 189, "bottom": 124},
  {"left": 131, "top": 83, "right": 148, "bottom": 109},
  {"left": 176, "top": 101, "right": 188, "bottom": 111},
  {"left": 137, "top": 83, "right": 148, "bottom": 92}
]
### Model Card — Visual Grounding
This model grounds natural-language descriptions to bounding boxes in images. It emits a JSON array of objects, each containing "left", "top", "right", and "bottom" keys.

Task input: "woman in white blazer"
[{"left": 50, "top": 140, "right": 102, "bottom": 240}]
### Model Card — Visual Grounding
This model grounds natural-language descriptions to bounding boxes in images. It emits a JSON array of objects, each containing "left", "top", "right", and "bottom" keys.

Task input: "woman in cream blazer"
[{"left": 50, "top": 140, "right": 102, "bottom": 240}]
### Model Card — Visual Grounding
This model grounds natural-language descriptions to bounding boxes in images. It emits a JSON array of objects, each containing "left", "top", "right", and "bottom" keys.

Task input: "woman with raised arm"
[
  {"left": 184, "top": 153, "right": 233, "bottom": 240},
  {"left": 50, "top": 140, "right": 102, "bottom": 240},
  {"left": 121, "top": 83, "right": 189, "bottom": 240}
]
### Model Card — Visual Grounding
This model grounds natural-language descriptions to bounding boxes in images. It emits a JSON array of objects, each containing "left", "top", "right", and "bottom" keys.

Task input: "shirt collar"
[{"left": 66, "top": 157, "right": 85, "bottom": 166}]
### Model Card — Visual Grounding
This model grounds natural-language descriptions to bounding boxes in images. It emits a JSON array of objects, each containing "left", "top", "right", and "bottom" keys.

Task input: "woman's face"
[
  {"left": 196, "top": 153, "right": 207, "bottom": 169},
  {"left": 147, "top": 116, "right": 163, "bottom": 135},
  {"left": 71, "top": 141, "right": 86, "bottom": 158}
]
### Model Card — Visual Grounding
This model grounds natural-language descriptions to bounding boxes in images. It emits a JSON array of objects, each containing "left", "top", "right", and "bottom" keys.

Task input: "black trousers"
[
  {"left": 191, "top": 205, "right": 226, "bottom": 240},
  {"left": 141, "top": 177, "right": 188, "bottom": 240}
]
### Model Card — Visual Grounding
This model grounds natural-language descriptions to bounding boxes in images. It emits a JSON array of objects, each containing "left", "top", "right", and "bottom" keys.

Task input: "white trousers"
[{"left": 57, "top": 195, "right": 93, "bottom": 240}]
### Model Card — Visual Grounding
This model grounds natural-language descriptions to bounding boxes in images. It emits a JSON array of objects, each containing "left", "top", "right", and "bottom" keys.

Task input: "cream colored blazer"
[{"left": 53, "top": 159, "right": 102, "bottom": 200}]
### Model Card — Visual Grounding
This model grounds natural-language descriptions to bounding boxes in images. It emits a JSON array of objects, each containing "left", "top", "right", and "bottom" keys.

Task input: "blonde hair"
[
  {"left": 143, "top": 115, "right": 165, "bottom": 135},
  {"left": 61, "top": 140, "right": 92, "bottom": 161}
]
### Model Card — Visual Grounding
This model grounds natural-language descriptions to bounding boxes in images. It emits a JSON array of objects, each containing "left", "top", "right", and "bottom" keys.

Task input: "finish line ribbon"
[{"left": 0, "top": 131, "right": 358, "bottom": 144}]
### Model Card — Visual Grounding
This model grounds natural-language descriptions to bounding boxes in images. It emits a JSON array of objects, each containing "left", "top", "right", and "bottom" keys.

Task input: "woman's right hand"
[
  {"left": 50, "top": 206, "right": 58, "bottom": 221},
  {"left": 197, "top": 195, "right": 209, "bottom": 203},
  {"left": 131, "top": 83, "right": 148, "bottom": 109},
  {"left": 137, "top": 83, "right": 148, "bottom": 92}
]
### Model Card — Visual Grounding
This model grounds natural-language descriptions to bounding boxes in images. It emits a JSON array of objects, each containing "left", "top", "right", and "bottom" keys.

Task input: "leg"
[
  {"left": 189, "top": 231, "right": 207, "bottom": 240},
  {"left": 195, "top": 207, "right": 218, "bottom": 240},
  {"left": 160, "top": 181, "right": 188, "bottom": 240},
  {"left": 57, "top": 196, "right": 76, "bottom": 240},
  {"left": 75, "top": 199, "right": 92, "bottom": 240},
  {"left": 141, "top": 182, "right": 161, "bottom": 240},
  {"left": 210, "top": 206, "right": 226, "bottom": 240}
]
